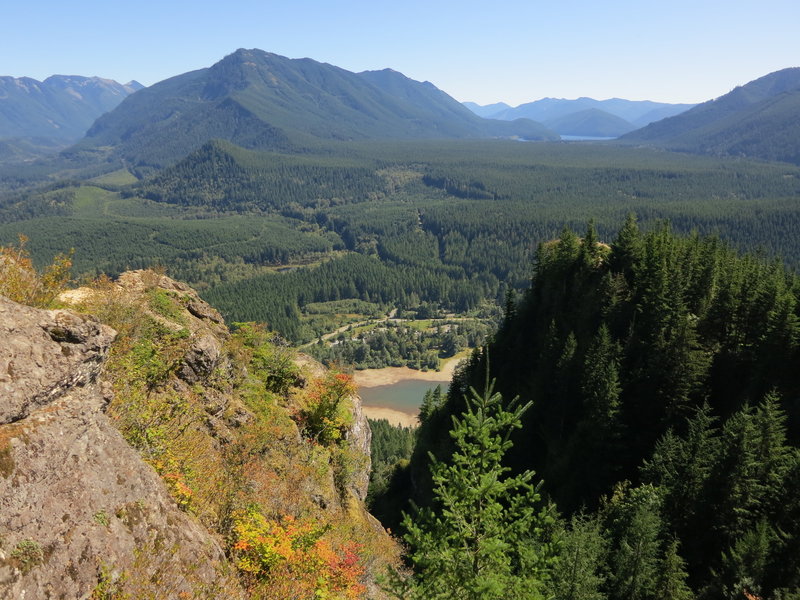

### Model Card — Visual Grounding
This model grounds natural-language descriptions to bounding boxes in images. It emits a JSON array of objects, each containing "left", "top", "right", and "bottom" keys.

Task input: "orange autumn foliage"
[{"left": 231, "top": 509, "right": 366, "bottom": 599}]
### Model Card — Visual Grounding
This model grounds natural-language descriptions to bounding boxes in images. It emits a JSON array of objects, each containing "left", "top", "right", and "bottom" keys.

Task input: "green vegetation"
[
  {"left": 9, "top": 539, "right": 44, "bottom": 573},
  {"left": 308, "top": 318, "right": 492, "bottom": 370},
  {"left": 3, "top": 140, "right": 800, "bottom": 346},
  {"left": 367, "top": 418, "right": 416, "bottom": 506},
  {"left": 386, "top": 222, "right": 800, "bottom": 599},
  {"left": 383, "top": 380, "right": 556, "bottom": 599}
]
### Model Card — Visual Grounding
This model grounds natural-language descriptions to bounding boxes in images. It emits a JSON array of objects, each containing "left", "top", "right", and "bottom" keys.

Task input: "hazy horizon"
[{"left": 2, "top": 0, "right": 798, "bottom": 106}]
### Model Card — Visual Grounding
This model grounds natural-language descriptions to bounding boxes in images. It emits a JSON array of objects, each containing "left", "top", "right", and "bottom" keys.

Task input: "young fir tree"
[
  {"left": 603, "top": 483, "right": 664, "bottom": 600},
  {"left": 387, "top": 378, "right": 557, "bottom": 600},
  {"left": 654, "top": 539, "right": 694, "bottom": 600},
  {"left": 546, "top": 513, "right": 608, "bottom": 600}
]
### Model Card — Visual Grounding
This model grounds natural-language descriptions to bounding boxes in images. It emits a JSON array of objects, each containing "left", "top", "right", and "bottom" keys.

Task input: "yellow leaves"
[
  {"left": 0, "top": 233, "right": 72, "bottom": 307},
  {"left": 148, "top": 457, "right": 195, "bottom": 512},
  {"left": 297, "top": 371, "right": 356, "bottom": 446}
]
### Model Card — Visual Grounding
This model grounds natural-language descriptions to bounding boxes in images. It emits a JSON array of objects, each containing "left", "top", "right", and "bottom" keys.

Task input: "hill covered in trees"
[{"left": 384, "top": 221, "right": 800, "bottom": 598}]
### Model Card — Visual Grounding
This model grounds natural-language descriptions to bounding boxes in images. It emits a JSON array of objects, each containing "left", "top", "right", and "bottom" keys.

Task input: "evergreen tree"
[
  {"left": 603, "top": 483, "right": 663, "bottom": 600},
  {"left": 609, "top": 213, "right": 642, "bottom": 280},
  {"left": 547, "top": 513, "right": 608, "bottom": 600},
  {"left": 654, "top": 539, "right": 694, "bottom": 600},
  {"left": 581, "top": 324, "right": 622, "bottom": 435},
  {"left": 389, "top": 379, "right": 557, "bottom": 599}
]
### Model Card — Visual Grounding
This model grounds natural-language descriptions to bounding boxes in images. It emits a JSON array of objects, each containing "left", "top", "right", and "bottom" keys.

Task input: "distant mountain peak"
[{"left": 464, "top": 97, "right": 695, "bottom": 135}]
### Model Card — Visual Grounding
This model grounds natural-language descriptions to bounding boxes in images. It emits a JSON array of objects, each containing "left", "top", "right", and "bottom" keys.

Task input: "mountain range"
[
  {"left": 464, "top": 97, "right": 696, "bottom": 138},
  {"left": 3, "top": 51, "right": 800, "bottom": 171},
  {"left": 71, "top": 49, "right": 557, "bottom": 169},
  {"left": 0, "top": 75, "right": 142, "bottom": 157}
]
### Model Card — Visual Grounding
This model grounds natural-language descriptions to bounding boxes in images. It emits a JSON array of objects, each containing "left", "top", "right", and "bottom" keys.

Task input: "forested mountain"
[
  {"left": 71, "top": 49, "right": 556, "bottom": 169},
  {"left": 0, "top": 75, "right": 141, "bottom": 144},
  {"left": 464, "top": 96, "right": 695, "bottom": 136},
  {"left": 620, "top": 67, "right": 800, "bottom": 164},
  {"left": 385, "top": 221, "right": 800, "bottom": 598}
]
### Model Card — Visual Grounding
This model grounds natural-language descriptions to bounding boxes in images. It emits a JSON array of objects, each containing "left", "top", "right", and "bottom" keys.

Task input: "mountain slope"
[
  {"left": 544, "top": 108, "right": 636, "bottom": 137},
  {"left": 619, "top": 67, "right": 800, "bottom": 163},
  {"left": 75, "top": 49, "right": 556, "bottom": 168},
  {"left": 0, "top": 75, "right": 141, "bottom": 142}
]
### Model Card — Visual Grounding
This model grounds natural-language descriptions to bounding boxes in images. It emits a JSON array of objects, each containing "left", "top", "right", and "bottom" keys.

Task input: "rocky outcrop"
[
  {"left": 0, "top": 270, "right": 395, "bottom": 599},
  {"left": 0, "top": 294, "right": 243, "bottom": 599},
  {"left": 0, "top": 297, "right": 116, "bottom": 424},
  {"left": 346, "top": 388, "right": 372, "bottom": 501},
  {"left": 293, "top": 353, "right": 372, "bottom": 502}
]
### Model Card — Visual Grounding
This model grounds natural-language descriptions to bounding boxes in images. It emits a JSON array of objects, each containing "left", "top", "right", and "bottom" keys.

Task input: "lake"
[
  {"left": 359, "top": 379, "right": 448, "bottom": 415},
  {"left": 354, "top": 359, "right": 460, "bottom": 426}
]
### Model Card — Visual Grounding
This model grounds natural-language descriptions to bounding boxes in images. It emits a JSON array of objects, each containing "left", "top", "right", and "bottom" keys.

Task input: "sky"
[{"left": 2, "top": 0, "right": 799, "bottom": 106}]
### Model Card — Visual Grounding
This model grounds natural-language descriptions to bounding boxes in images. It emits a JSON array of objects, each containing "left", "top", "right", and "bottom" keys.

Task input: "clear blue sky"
[{"left": 3, "top": 0, "right": 798, "bottom": 106}]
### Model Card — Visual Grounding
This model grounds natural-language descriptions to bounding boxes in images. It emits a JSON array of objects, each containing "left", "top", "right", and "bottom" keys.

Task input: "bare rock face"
[
  {"left": 346, "top": 391, "right": 372, "bottom": 502},
  {"left": 0, "top": 297, "right": 116, "bottom": 424},
  {"left": 0, "top": 295, "right": 242, "bottom": 599}
]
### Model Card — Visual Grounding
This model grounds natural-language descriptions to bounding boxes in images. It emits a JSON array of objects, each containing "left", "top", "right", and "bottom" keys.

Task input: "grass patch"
[
  {"left": 89, "top": 169, "right": 139, "bottom": 186},
  {"left": 10, "top": 539, "right": 44, "bottom": 573},
  {"left": 0, "top": 445, "right": 13, "bottom": 478},
  {"left": 70, "top": 186, "right": 119, "bottom": 216}
]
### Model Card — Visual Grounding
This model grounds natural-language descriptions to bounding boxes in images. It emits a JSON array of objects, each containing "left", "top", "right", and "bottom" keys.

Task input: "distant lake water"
[
  {"left": 359, "top": 379, "right": 447, "bottom": 415},
  {"left": 559, "top": 135, "right": 617, "bottom": 141}
]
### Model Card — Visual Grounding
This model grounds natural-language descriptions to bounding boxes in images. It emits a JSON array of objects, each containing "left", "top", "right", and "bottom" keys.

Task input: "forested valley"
[{"left": 2, "top": 139, "right": 799, "bottom": 348}]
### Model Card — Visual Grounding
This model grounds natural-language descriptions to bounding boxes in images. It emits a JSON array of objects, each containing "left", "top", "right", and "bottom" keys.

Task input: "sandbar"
[
  {"left": 362, "top": 406, "right": 419, "bottom": 428},
  {"left": 353, "top": 356, "right": 462, "bottom": 388}
]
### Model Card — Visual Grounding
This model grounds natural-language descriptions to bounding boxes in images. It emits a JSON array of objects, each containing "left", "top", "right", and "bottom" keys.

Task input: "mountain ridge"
[
  {"left": 0, "top": 75, "right": 142, "bottom": 141},
  {"left": 618, "top": 67, "right": 800, "bottom": 163},
  {"left": 465, "top": 96, "right": 695, "bottom": 133},
  {"left": 75, "top": 48, "right": 557, "bottom": 169}
]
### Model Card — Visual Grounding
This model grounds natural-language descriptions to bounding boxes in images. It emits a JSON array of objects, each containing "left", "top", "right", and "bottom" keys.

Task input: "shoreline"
[
  {"left": 353, "top": 355, "right": 462, "bottom": 388},
  {"left": 355, "top": 356, "right": 465, "bottom": 427}
]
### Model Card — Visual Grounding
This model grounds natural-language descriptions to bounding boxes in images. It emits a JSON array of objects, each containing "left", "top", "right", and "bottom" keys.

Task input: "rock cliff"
[{"left": 0, "top": 270, "right": 395, "bottom": 599}]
